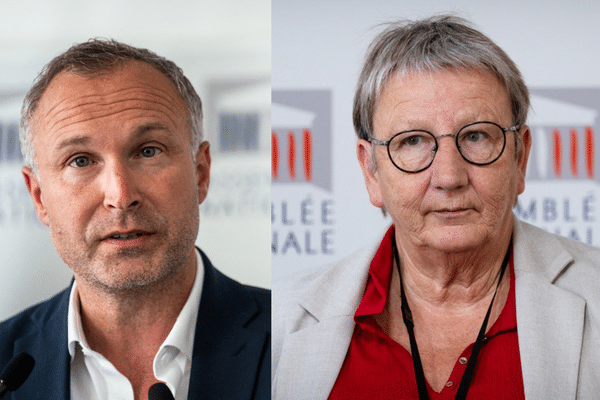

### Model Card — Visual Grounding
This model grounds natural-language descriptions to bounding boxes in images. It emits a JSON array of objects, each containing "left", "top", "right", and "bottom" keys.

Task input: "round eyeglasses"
[{"left": 368, "top": 121, "right": 519, "bottom": 173}]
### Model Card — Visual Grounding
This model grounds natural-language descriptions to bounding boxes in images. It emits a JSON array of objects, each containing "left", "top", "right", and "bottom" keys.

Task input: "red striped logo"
[
  {"left": 272, "top": 91, "right": 332, "bottom": 190},
  {"left": 272, "top": 129, "right": 313, "bottom": 182},
  {"left": 550, "top": 127, "right": 595, "bottom": 179},
  {"left": 529, "top": 89, "right": 598, "bottom": 182}
]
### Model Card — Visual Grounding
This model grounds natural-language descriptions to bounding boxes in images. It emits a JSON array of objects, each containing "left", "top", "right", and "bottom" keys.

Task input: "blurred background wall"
[
  {"left": 0, "top": 0, "right": 270, "bottom": 320},
  {"left": 272, "top": 0, "right": 600, "bottom": 279}
]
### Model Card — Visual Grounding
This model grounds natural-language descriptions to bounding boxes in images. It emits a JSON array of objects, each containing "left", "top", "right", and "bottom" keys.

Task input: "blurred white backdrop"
[{"left": 0, "top": 0, "right": 271, "bottom": 320}]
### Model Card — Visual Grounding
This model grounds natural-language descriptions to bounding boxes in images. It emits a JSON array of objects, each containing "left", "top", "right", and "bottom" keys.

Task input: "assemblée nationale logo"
[
  {"left": 271, "top": 90, "right": 336, "bottom": 258},
  {"left": 517, "top": 88, "right": 599, "bottom": 246},
  {"left": 271, "top": 90, "right": 332, "bottom": 191}
]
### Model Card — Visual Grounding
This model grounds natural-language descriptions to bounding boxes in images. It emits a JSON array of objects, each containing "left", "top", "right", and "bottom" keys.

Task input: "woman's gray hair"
[
  {"left": 353, "top": 15, "right": 529, "bottom": 147},
  {"left": 20, "top": 38, "right": 203, "bottom": 172}
]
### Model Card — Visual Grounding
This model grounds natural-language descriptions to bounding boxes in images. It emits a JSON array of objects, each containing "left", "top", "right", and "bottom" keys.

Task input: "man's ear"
[
  {"left": 195, "top": 141, "right": 211, "bottom": 204},
  {"left": 22, "top": 166, "right": 49, "bottom": 226},
  {"left": 357, "top": 139, "right": 384, "bottom": 208}
]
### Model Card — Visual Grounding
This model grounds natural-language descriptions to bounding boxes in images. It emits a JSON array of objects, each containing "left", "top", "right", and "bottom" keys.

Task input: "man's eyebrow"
[
  {"left": 132, "top": 123, "right": 172, "bottom": 138},
  {"left": 56, "top": 136, "right": 91, "bottom": 151},
  {"left": 55, "top": 123, "right": 172, "bottom": 151}
]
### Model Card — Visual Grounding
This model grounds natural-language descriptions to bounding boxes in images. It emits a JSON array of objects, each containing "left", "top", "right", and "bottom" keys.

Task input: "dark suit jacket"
[{"left": 0, "top": 250, "right": 271, "bottom": 399}]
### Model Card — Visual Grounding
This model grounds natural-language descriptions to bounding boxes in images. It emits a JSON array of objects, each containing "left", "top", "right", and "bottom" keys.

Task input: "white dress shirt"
[{"left": 67, "top": 249, "right": 204, "bottom": 400}]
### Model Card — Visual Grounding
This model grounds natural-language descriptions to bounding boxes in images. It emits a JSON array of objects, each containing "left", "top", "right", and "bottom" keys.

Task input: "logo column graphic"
[
  {"left": 517, "top": 90, "right": 600, "bottom": 247},
  {"left": 271, "top": 91, "right": 335, "bottom": 267},
  {"left": 527, "top": 94, "right": 597, "bottom": 182},
  {"left": 271, "top": 103, "right": 315, "bottom": 184}
]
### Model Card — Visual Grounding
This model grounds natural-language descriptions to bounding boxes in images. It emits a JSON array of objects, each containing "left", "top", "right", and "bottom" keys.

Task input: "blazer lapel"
[
  {"left": 515, "top": 275, "right": 584, "bottom": 399},
  {"left": 187, "top": 251, "right": 269, "bottom": 400},
  {"left": 275, "top": 315, "right": 356, "bottom": 400},
  {"left": 274, "top": 246, "right": 374, "bottom": 400},
  {"left": 13, "top": 288, "right": 71, "bottom": 400},
  {"left": 513, "top": 221, "right": 585, "bottom": 400}
]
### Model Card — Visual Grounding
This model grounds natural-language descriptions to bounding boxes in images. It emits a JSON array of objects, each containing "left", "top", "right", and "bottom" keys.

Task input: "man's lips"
[
  {"left": 97, "top": 230, "right": 157, "bottom": 250},
  {"left": 100, "top": 230, "right": 155, "bottom": 241}
]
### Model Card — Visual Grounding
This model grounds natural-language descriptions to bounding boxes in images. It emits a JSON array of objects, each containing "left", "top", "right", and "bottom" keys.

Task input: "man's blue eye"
[
  {"left": 70, "top": 156, "right": 90, "bottom": 168},
  {"left": 141, "top": 147, "right": 161, "bottom": 158}
]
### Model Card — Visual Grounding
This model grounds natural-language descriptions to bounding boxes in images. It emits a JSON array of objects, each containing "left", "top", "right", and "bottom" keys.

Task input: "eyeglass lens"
[{"left": 388, "top": 122, "right": 506, "bottom": 172}]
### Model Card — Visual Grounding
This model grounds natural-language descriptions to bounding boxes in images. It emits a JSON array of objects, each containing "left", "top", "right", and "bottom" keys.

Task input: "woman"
[{"left": 273, "top": 15, "right": 600, "bottom": 400}]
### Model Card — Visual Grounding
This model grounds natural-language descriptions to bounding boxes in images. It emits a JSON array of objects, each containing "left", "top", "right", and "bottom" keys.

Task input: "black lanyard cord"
[{"left": 392, "top": 239, "right": 511, "bottom": 400}]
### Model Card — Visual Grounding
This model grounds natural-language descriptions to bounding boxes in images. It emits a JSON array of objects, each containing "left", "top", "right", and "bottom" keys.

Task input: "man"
[
  {"left": 272, "top": 16, "right": 600, "bottom": 399},
  {"left": 0, "top": 39, "right": 270, "bottom": 399}
]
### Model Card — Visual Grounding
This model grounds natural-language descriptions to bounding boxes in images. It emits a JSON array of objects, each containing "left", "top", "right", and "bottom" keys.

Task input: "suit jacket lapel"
[
  {"left": 6, "top": 253, "right": 269, "bottom": 400},
  {"left": 513, "top": 220, "right": 585, "bottom": 400},
  {"left": 187, "top": 251, "right": 269, "bottom": 400},
  {"left": 13, "top": 288, "right": 71, "bottom": 400}
]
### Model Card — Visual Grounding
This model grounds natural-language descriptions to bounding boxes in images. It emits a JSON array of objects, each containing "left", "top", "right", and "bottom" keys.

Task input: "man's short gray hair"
[
  {"left": 20, "top": 38, "right": 203, "bottom": 172},
  {"left": 353, "top": 15, "right": 529, "bottom": 145}
]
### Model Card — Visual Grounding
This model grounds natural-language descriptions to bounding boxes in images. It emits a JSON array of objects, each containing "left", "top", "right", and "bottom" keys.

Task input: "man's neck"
[{"left": 74, "top": 252, "right": 197, "bottom": 369}]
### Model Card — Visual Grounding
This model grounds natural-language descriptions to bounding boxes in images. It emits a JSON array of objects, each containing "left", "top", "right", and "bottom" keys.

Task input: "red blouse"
[{"left": 329, "top": 226, "right": 526, "bottom": 399}]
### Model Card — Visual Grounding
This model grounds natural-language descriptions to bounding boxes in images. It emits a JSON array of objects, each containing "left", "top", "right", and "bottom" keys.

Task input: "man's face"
[
  {"left": 23, "top": 61, "right": 210, "bottom": 292},
  {"left": 357, "top": 68, "right": 531, "bottom": 253}
]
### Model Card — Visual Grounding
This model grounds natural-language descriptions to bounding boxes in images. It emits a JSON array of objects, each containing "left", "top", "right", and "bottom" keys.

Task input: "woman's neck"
[{"left": 394, "top": 233, "right": 511, "bottom": 307}]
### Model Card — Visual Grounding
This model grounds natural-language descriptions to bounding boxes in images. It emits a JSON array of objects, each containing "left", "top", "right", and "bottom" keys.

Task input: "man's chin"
[{"left": 77, "top": 261, "right": 176, "bottom": 294}]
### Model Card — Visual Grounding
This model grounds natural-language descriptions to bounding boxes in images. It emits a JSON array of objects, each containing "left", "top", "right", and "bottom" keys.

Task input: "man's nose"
[
  {"left": 428, "top": 136, "right": 469, "bottom": 191},
  {"left": 101, "top": 161, "right": 141, "bottom": 211}
]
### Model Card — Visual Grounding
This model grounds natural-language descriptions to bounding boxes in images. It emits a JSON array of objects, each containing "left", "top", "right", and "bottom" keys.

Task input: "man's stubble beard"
[{"left": 52, "top": 201, "right": 200, "bottom": 296}]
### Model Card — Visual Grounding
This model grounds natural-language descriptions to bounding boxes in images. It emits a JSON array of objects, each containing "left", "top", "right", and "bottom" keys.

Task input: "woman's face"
[{"left": 358, "top": 68, "right": 531, "bottom": 253}]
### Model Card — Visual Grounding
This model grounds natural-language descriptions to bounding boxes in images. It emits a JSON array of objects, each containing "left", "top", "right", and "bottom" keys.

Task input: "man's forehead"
[
  {"left": 32, "top": 60, "right": 187, "bottom": 135},
  {"left": 41, "top": 60, "right": 180, "bottom": 103}
]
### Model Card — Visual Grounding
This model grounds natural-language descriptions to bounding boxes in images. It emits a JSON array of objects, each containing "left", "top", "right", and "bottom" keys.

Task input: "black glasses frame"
[{"left": 369, "top": 121, "right": 519, "bottom": 173}]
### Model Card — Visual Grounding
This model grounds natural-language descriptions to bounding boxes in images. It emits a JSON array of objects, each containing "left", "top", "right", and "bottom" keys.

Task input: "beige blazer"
[{"left": 272, "top": 218, "right": 600, "bottom": 399}]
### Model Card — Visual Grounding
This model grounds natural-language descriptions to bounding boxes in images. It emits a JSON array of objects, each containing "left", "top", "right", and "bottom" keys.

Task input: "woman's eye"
[
  {"left": 403, "top": 135, "right": 423, "bottom": 146},
  {"left": 69, "top": 156, "right": 90, "bottom": 168},
  {"left": 465, "top": 131, "right": 485, "bottom": 142},
  {"left": 141, "top": 147, "right": 161, "bottom": 158}
]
